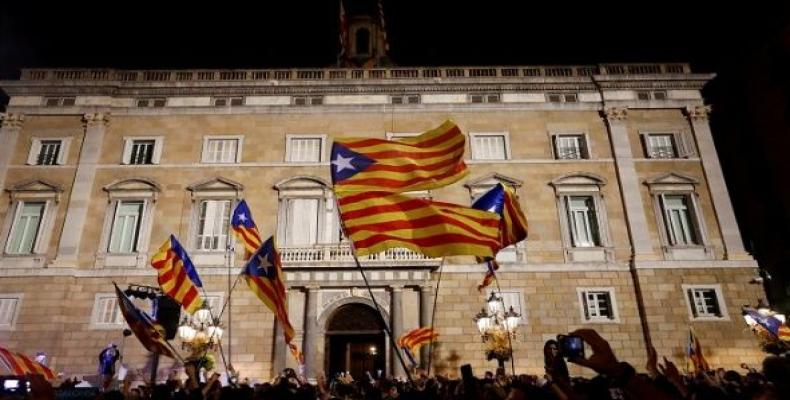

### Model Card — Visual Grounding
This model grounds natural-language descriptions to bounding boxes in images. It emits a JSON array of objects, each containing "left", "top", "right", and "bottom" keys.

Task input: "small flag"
[
  {"left": 377, "top": 0, "right": 390, "bottom": 53},
  {"left": 231, "top": 200, "right": 263, "bottom": 257},
  {"left": 477, "top": 260, "right": 499, "bottom": 291},
  {"left": 0, "top": 346, "right": 56, "bottom": 380},
  {"left": 331, "top": 120, "right": 469, "bottom": 194},
  {"left": 337, "top": 191, "right": 501, "bottom": 258},
  {"left": 397, "top": 328, "right": 438, "bottom": 367},
  {"left": 114, "top": 284, "right": 175, "bottom": 358},
  {"left": 151, "top": 235, "right": 204, "bottom": 314},
  {"left": 688, "top": 327, "right": 709, "bottom": 373},
  {"left": 743, "top": 307, "right": 790, "bottom": 341},
  {"left": 242, "top": 237, "right": 300, "bottom": 363}
]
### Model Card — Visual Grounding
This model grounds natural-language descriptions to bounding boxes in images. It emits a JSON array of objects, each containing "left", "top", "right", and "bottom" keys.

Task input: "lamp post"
[
  {"left": 473, "top": 292, "right": 521, "bottom": 371},
  {"left": 741, "top": 299, "right": 789, "bottom": 355},
  {"left": 177, "top": 303, "right": 224, "bottom": 369}
]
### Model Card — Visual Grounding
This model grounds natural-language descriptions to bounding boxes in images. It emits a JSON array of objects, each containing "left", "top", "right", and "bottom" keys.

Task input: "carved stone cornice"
[
  {"left": 0, "top": 113, "right": 25, "bottom": 129},
  {"left": 83, "top": 112, "right": 110, "bottom": 127},
  {"left": 685, "top": 105, "right": 712, "bottom": 121},
  {"left": 602, "top": 107, "right": 628, "bottom": 121}
]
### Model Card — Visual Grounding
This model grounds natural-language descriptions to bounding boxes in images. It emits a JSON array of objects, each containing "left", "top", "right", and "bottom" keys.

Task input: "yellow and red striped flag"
[
  {"left": 397, "top": 327, "right": 439, "bottom": 367},
  {"left": 242, "top": 236, "right": 302, "bottom": 365},
  {"left": 231, "top": 200, "right": 263, "bottom": 258},
  {"left": 151, "top": 235, "right": 204, "bottom": 314},
  {"left": 330, "top": 120, "right": 469, "bottom": 194},
  {"left": 0, "top": 346, "right": 55, "bottom": 380},
  {"left": 338, "top": 191, "right": 501, "bottom": 258}
]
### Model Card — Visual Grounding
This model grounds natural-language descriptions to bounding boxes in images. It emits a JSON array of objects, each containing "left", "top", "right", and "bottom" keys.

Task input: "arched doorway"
[{"left": 324, "top": 303, "right": 386, "bottom": 379}]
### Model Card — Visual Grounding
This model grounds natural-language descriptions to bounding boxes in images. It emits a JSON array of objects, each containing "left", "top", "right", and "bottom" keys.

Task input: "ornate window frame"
[
  {"left": 0, "top": 179, "right": 62, "bottom": 268},
  {"left": 274, "top": 177, "right": 338, "bottom": 249},
  {"left": 186, "top": 177, "right": 244, "bottom": 267},
  {"left": 96, "top": 178, "right": 160, "bottom": 268},
  {"left": 645, "top": 173, "right": 713, "bottom": 260},
  {"left": 550, "top": 173, "right": 614, "bottom": 263}
]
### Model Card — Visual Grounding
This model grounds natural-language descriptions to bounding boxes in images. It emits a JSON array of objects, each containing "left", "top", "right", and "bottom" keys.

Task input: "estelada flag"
[
  {"left": 231, "top": 199, "right": 263, "bottom": 257},
  {"left": 150, "top": 235, "right": 204, "bottom": 314},
  {"left": 0, "top": 346, "right": 55, "bottom": 380},
  {"left": 330, "top": 120, "right": 468, "bottom": 194},
  {"left": 337, "top": 191, "right": 501, "bottom": 258},
  {"left": 114, "top": 283, "right": 175, "bottom": 358}
]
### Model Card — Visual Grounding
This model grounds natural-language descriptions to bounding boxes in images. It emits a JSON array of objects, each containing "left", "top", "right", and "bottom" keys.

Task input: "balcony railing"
[
  {"left": 18, "top": 63, "right": 692, "bottom": 82},
  {"left": 279, "top": 243, "right": 435, "bottom": 264}
]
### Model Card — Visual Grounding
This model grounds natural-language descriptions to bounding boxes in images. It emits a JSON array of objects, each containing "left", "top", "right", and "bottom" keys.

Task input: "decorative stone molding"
[
  {"left": 684, "top": 105, "right": 712, "bottom": 121},
  {"left": 602, "top": 107, "right": 628, "bottom": 121},
  {"left": 102, "top": 177, "right": 162, "bottom": 202},
  {"left": 6, "top": 179, "right": 63, "bottom": 203},
  {"left": 317, "top": 288, "right": 390, "bottom": 320},
  {"left": 186, "top": 177, "right": 244, "bottom": 200},
  {"left": 83, "top": 112, "right": 110, "bottom": 127},
  {"left": 0, "top": 113, "right": 25, "bottom": 129}
]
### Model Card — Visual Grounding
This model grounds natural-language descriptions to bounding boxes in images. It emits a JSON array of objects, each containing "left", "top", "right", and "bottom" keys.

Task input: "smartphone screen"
[
  {"left": 558, "top": 334, "right": 584, "bottom": 359},
  {"left": 3, "top": 380, "right": 19, "bottom": 390}
]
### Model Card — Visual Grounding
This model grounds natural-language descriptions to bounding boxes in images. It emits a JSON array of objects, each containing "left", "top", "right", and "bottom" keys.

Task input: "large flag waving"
[
  {"left": 242, "top": 236, "right": 301, "bottom": 363},
  {"left": 113, "top": 283, "right": 175, "bottom": 358},
  {"left": 398, "top": 327, "right": 438, "bottom": 367},
  {"left": 231, "top": 200, "right": 263, "bottom": 256},
  {"left": 151, "top": 235, "right": 204, "bottom": 314},
  {"left": 338, "top": 191, "right": 501, "bottom": 258},
  {"left": 0, "top": 346, "right": 55, "bottom": 380},
  {"left": 472, "top": 183, "right": 529, "bottom": 290},
  {"left": 743, "top": 307, "right": 790, "bottom": 341},
  {"left": 331, "top": 120, "right": 468, "bottom": 194}
]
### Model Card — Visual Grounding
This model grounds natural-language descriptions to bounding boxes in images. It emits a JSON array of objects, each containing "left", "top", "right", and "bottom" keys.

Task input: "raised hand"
[{"left": 567, "top": 329, "right": 619, "bottom": 376}]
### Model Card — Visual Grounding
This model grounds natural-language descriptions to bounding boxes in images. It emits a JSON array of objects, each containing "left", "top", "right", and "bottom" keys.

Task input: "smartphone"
[
  {"left": 0, "top": 376, "right": 28, "bottom": 396},
  {"left": 460, "top": 364, "right": 474, "bottom": 382},
  {"left": 557, "top": 334, "right": 585, "bottom": 359}
]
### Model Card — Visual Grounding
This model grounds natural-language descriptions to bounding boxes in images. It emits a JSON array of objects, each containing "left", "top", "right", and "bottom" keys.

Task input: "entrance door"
[{"left": 324, "top": 304, "right": 386, "bottom": 379}]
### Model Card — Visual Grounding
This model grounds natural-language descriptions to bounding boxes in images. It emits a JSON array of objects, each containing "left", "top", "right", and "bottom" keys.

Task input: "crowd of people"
[{"left": 8, "top": 329, "right": 789, "bottom": 400}]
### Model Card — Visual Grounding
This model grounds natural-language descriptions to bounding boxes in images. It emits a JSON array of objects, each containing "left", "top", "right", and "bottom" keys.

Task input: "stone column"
[
  {"left": 602, "top": 107, "right": 654, "bottom": 259},
  {"left": 419, "top": 284, "right": 434, "bottom": 367},
  {"left": 54, "top": 112, "right": 110, "bottom": 266},
  {"left": 390, "top": 285, "right": 405, "bottom": 378},
  {"left": 0, "top": 113, "right": 25, "bottom": 192},
  {"left": 273, "top": 318, "right": 286, "bottom": 374},
  {"left": 302, "top": 286, "right": 320, "bottom": 379},
  {"left": 685, "top": 106, "right": 749, "bottom": 260}
]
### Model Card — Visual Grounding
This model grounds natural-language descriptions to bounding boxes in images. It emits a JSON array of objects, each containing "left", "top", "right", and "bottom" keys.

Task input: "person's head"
[{"left": 543, "top": 340, "right": 559, "bottom": 363}]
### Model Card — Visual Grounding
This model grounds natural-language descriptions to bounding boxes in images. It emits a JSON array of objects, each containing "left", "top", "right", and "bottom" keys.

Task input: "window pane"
[
  {"left": 197, "top": 200, "right": 231, "bottom": 250},
  {"left": 0, "top": 298, "right": 19, "bottom": 326},
  {"left": 130, "top": 140, "right": 155, "bottom": 164},
  {"left": 473, "top": 135, "right": 506, "bottom": 160},
  {"left": 663, "top": 195, "right": 698, "bottom": 245},
  {"left": 109, "top": 201, "right": 144, "bottom": 253},
  {"left": 289, "top": 138, "right": 322, "bottom": 162},
  {"left": 285, "top": 198, "right": 320, "bottom": 245},
  {"left": 37, "top": 140, "right": 62, "bottom": 165},
  {"left": 567, "top": 196, "right": 599, "bottom": 247},
  {"left": 648, "top": 134, "right": 677, "bottom": 158},
  {"left": 7, "top": 202, "right": 45, "bottom": 254}
]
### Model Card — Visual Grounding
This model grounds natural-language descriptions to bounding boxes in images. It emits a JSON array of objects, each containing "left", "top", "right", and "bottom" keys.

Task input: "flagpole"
[
  {"left": 491, "top": 265, "right": 516, "bottom": 376},
  {"left": 426, "top": 258, "right": 444, "bottom": 376},
  {"left": 333, "top": 194, "right": 415, "bottom": 386},
  {"left": 227, "top": 242, "right": 235, "bottom": 368}
]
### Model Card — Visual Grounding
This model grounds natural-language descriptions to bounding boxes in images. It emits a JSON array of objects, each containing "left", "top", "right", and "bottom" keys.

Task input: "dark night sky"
[{"left": 1, "top": 1, "right": 788, "bottom": 78}]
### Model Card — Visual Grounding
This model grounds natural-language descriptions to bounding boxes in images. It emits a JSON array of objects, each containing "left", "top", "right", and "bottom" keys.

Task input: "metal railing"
[
  {"left": 18, "top": 63, "right": 691, "bottom": 82},
  {"left": 278, "top": 243, "right": 435, "bottom": 263}
]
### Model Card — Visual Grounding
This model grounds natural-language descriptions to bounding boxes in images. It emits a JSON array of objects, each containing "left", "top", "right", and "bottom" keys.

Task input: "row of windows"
[
  {"left": 0, "top": 284, "right": 726, "bottom": 331},
  {"left": 1, "top": 179, "right": 704, "bottom": 257},
  {"left": 26, "top": 131, "right": 693, "bottom": 167}
]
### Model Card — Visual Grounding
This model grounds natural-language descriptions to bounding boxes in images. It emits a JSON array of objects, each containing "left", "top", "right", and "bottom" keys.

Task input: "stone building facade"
[{"left": 0, "top": 62, "right": 767, "bottom": 380}]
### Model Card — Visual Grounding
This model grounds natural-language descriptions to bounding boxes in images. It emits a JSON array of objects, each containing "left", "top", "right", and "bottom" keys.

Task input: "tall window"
[
  {"left": 471, "top": 134, "right": 508, "bottom": 160},
  {"left": 287, "top": 136, "right": 323, "bottom": 162},
  {"left": 196, "top": 200, "right": 231, "bottom": 251},
  {"left": 108, "top": 201, "right": 144, "bottom": 253},
  {"left": 645, "top": 134, "right": 678, "bottom": 159},
  {"left": 0, "top": 296, "right": 21, "bottom": 329},
  {"left": 566, "top": 196, "right": 600, "bottom": 247},
  {"left": 203, "top": 138, "right": 240, "bottom": 164},
  {"left": 130, "top": 140, "right": 155, "bottom": 164},
  {"left": 6, "top": 202, "right": 45, "bottom": 254},
  {"left": 283, "top": 198, "right": 320, "bottom": 246},
  {"left": 554, "top": 135, "right": 589, "bottom": 160},
  {"left": 661, "top": 195, "right": 699, "bottom": 246}
]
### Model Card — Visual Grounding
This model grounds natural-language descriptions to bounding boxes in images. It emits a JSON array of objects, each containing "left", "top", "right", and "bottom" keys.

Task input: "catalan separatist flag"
[
  {"left": 338, "top": 191, "right": 501, "bottom": 258},
  {"left": 231, "top": 200, "right": 263, "bottom": 256},
  {"left": 151, "top": 235, "right": 203, "bottom": 314},
  {"left": 0, "top": 346, "right": 55, "bottom": 380},
  {"left": 743, "top": 307, "right": 790, "bottom": 341},
  {"left": 242, "top": 237, "right": 301, "bottom": 364},
  {"left": 113, "top": 284, "right": 175, "bottom": 358},
  {"left": 472, "top": 183, "right": 529, "bottom": 290},
  {"left": 397, "top": 327, "right": 439, "bottom": 367},
  {"left": 331, "top": 120, "right": 469, "bottom": 194},
  {"left": 688, "top": 327, "right": 710, "bottom": 373}
]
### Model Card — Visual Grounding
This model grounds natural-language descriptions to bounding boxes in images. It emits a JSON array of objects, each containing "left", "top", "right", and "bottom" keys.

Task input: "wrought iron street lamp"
[
  {"left": 473, "top": 292, "right": 521, "bottom": 370},
  {"left": 178, "top": 303, "right": 224, "bottom": 361}
]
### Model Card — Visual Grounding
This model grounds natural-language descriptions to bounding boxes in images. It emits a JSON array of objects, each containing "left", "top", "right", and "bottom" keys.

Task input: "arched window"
[{"left": 355, "top": 28, "right": 370, "bottom": 55}]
